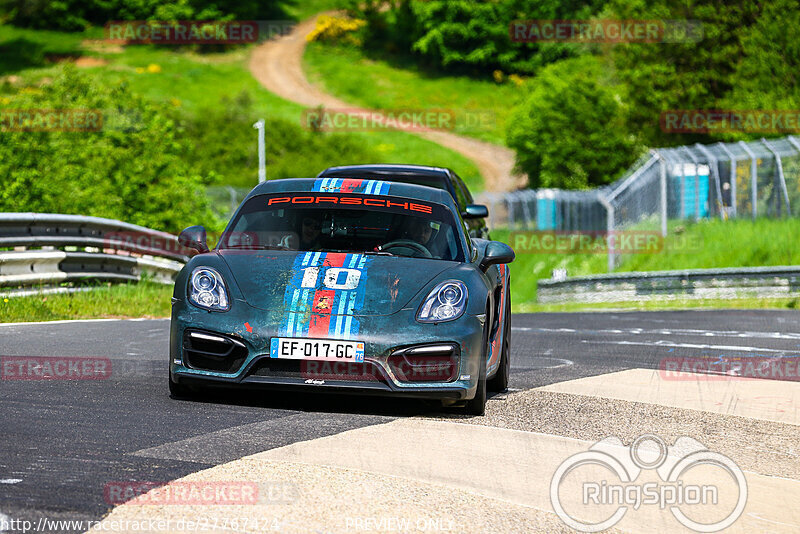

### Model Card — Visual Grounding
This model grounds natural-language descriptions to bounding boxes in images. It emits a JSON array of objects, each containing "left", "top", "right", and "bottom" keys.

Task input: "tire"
[
  {"left": 464, "top": 323, "right": 489, "bottom": 416},
  {"left": 487, "top": 296, "right": 511, "bottom": 392},
  {"left": 168, "top": 374, "right": 195, "bottom": 399}
]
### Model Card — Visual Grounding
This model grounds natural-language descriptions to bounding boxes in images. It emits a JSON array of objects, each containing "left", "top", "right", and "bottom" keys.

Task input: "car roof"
[
  {"left": 244, "top": 177, "right": 455, "bottom": 207},
  {"left": 317, "top": 164, "right": 451, "bottom": 178}
]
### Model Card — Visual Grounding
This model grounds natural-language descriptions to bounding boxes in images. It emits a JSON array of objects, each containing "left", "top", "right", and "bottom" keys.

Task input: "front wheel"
[
  {"left": 168, "top": 375, "right": 196, "bottom": 399},
  {"left": 487, "top": 296, "right": 511, "bottom": 392},
  {"left": 487, "top": 338, "right": 509, "bottom": 392},
  {"left": 463, "top": 329, "right": 489, "bottom": 416}
]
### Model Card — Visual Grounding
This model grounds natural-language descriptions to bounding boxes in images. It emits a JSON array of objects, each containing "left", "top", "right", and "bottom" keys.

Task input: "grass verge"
[
  {"left": 303, "top": 41, "right": 520, "bottom": 147},
  {"left": 0, "top": 283, "right": 172, "bottom": 323},
  {"left": 0, "top": 26, "right": 483, "bottom": 189},
  {"left": 519, "top": 298, "right": 800, "bottom": 314},
  {"left": 496, "top": 217, "right": 800, "bottom": 312}
]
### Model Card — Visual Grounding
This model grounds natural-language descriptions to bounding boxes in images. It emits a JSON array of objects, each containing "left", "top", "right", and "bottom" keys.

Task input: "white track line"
[
  {"left": 581, "top": 339, "right": 793, "bottom": 353},
  {"left": 0, "top": 318, "right": 168, "bottom": 328},
  {"left": 514, "top": 326, "right": 800, "bottom": 340}
]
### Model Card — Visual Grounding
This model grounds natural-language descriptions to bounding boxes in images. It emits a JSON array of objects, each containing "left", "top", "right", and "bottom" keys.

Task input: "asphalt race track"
[{"left": 1, "top": 310, "right": 799, "bottom": 533}]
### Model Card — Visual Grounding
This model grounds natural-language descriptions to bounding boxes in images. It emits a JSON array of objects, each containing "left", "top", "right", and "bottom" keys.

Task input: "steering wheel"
[{"left": 381, "top": 240, "right": 432, "bottom": 258}]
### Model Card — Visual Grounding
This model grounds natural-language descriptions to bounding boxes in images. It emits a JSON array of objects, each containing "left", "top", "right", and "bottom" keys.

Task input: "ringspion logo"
[{"left": 551, "top": 434, "right": 747, "bottom": 532}]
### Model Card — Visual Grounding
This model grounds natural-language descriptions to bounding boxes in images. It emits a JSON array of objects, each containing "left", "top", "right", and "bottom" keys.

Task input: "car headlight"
[
  {"left": 188, "top": 267, "right": 230, "bottom": 311},
  {"left": 417, "top": 280, "right": 468, "bottom": 323}
]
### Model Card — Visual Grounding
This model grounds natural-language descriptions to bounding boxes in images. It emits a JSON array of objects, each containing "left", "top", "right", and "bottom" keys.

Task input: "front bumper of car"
[{"left": 169, "top": 297, "right": 486, "bottom": 400}]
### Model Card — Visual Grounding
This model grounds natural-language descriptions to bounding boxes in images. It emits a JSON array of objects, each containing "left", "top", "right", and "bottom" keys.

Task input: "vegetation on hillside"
[{"left": 344, "top": 0, "right": 800, "bottom": 189}]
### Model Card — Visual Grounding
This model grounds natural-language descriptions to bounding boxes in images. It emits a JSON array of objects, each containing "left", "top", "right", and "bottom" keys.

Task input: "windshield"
[{"left": 220, "top": 193, "right": 465, "bottom": 262}]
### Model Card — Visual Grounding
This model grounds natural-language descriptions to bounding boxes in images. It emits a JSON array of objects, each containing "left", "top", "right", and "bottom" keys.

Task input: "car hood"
[{"left": 219, "top": 250, "right": 457, "bottom": 316}]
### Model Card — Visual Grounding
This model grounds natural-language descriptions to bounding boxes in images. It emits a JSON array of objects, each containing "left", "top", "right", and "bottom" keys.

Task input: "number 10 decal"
[{"left": 300, "top": 267, "right": 361, "bottom": 290}]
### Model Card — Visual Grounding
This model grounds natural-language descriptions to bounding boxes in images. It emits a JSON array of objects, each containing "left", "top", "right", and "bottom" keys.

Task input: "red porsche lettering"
[
  {"left": 410, "top": 203, "right": 433, "bottom": 213},
  {"left": 267, "top": 194, "right": 435, "bottom": 214}
]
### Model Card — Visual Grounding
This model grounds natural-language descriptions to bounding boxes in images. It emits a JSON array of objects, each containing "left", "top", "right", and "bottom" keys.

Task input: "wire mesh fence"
[
  {"left": 477, "top": 135, "right": 800, "bottom": 270},
  {"left": 206, "top": 185, "right": 252, "bottom": 220}
]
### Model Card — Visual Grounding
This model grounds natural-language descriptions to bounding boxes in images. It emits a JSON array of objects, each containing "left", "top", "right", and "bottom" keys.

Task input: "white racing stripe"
[
  {"left": 0, "top": 479, "right": 21, "bottom": 484},
  {"left": 581, "top": 339, "right": 793, "bottom": 353}
]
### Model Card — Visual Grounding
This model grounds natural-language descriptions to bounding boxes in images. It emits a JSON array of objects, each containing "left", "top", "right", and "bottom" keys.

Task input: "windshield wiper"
[{"left": 363, "top": 250, "right": 396, "bottom": 256}]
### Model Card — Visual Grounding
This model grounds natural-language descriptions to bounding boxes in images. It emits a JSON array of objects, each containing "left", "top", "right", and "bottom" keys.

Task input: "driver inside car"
[
  {"left": 381, "top": 218, "right": 439, "bottom": 258},
  {"left": 279, "top": 212, "right": 324, "bottom": 251}
]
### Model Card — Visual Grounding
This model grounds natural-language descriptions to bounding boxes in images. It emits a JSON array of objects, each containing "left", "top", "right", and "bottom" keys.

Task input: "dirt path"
[{"left": 248, "top": 13, "right": 524, "bottom": 192}]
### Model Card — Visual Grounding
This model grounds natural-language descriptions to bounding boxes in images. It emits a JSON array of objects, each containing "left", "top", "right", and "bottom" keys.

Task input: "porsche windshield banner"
[{"left": 265, "top": 192, "right": 436, "bottom": 215}]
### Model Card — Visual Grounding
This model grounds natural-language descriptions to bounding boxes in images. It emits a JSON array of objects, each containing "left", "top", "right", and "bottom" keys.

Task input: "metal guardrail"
[
  {"left": 537, "top": 266, "right": 800, "bottom": 304},
  {"left": 0, "top": 213, "right": 188, "bottom": 295}
]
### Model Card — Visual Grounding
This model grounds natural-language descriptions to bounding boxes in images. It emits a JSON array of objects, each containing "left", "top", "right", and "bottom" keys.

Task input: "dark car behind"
[{"left": 318, "top": 164, "right": 490, "bottom": 239}]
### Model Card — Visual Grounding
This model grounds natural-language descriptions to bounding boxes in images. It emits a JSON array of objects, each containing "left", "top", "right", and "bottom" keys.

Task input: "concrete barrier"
[{"left": 537, "top": 265, "right": 800, "bottom": 303}]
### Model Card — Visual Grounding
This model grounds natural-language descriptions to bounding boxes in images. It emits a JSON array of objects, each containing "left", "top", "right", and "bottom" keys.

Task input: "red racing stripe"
[
  {"left": 308, "top": 289, "right": 336, "bottom": 337},
  {"left": 340, "top": 179, "right": 363, "bottom": 193},
  {"left": 324, "top": 252, "right": 347, "bottom": 267}
]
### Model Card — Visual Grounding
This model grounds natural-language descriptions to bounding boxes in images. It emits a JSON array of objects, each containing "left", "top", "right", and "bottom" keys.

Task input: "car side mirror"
[
  {"left": 463, "top": 204, "right": 489, "bottom": 219},
  {"left": 479, "top": 241, "right": 515, "bottom": 271},
  {"left": 178, "top": 225, "right": 209, "bottom": 254}
]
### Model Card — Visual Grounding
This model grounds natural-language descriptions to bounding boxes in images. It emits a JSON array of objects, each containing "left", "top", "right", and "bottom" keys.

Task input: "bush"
[
  {"left": 184, "top": 92, "right": 381, "bottom": 188},
  {"left": 0, "top": 65, "right": 219, "bottom": 232},
  {"left": 506, "top": 56, "right": 644, "bottom": 189},
  {"left": 352, "top": 0, "right": 608, "bottom": 76},
  {"left": 1, "top": 0, "right": 288, "bottom": 31},
  {"left": 306, "top": 14, "right": 366, "bottom": 45}
]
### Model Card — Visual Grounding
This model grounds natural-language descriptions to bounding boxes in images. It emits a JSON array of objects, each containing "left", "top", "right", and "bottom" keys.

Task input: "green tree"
[
  {"left": 607, "top": 0, "right": 760, "bottom": 146},
  {"left": 506, "top": 56, "right": 643, "bottom": 189},
  {"left": 723, "top": 0, "right": 800, "bottom": 114},
  {"left": 1, "top": 0, "right": 288, "bottom": 31},
  {"left": 0, "top": 66, "right": 218, "bottom": 232},
  {"left": 353, "top": 0, "right": 609, "bottom": 76}
]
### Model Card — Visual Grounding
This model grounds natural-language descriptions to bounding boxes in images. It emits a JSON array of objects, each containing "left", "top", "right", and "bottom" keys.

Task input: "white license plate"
[{"left": 269, "top": 337, "right": 365, "bottom": 363}]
